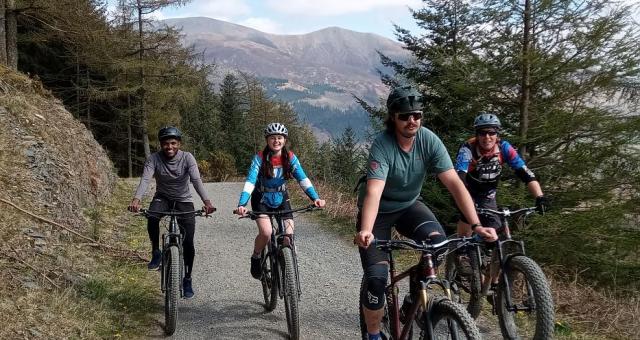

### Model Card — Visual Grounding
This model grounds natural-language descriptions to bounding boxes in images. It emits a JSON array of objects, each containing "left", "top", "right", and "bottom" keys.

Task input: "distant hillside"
[{"left": 161, "top": 17, "right": 409, "bottom": 139}]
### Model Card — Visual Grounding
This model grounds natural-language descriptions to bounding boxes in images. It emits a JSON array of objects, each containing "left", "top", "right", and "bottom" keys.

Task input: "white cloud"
[
  {"left": 265, "top": 0, "right": 422, "bottom": 16},
  {"left": 238, "top": 17, "right": 283, "bottom": 34},
  {"left": 171, "top": 0, "right": 251, "bottom": 19}
]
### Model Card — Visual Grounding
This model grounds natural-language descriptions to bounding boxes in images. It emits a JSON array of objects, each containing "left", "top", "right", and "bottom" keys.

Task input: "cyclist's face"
[
  {"left": 476, "top": 129, "right": 498, "bottom": 151},
  {"left": 266, "top": 134, "right": 286, "bottom": 153},
  {"left": 160, "top": 138, "right": 180, "bottom": 158},
  {"left": 394, "top": 110, "right": 422, "bottom": 138}
]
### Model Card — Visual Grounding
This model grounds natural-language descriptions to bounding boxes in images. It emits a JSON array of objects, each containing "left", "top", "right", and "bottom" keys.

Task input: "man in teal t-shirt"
[{"left": 354, "top": 84, "right": 498, "bottom": 340}]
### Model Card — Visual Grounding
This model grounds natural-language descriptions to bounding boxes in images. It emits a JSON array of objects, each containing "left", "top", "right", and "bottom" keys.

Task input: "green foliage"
[
  {"left": 330, "top": 126, "right": 366, "bottom": 189},
  {"left": 205, "top": 150, "right": 237, "bottom": 182},
  {"left": 387, "top": 0, "right": 640, "bottom": 289}
]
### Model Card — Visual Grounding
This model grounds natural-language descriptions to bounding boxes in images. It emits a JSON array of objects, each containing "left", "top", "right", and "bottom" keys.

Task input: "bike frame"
[
  {"left": 377, "top": 238, "right": 472, "bottom": 340},
  {"left": 477, "top": 207, "right": 537, "bottom": 313}
]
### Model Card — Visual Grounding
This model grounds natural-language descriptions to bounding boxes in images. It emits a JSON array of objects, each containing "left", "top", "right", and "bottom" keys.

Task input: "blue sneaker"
[
  {"left": 183, "top": 277, "right": 194, "bottom": 299},
  {"left": 147, "top": 250, "right": 161, "bottom": 271}
]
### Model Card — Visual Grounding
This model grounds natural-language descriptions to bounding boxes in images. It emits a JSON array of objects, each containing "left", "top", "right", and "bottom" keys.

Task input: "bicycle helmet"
[
  {"left": 158, "top": 126, "right": 182, "bottom": 141},
  {"left": 473, "top": 113, "right": 501, "bottom": 130},
  {"left": 386, "top": 84, "right": 424, "bottom": 114},
  {"left": 264, "top": 122, "right": 288, "bottom": 137}
]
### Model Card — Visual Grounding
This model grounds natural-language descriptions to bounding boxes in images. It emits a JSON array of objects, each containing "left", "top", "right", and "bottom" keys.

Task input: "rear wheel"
[
  {"left": 445, "top": 241, "right": 483, "bottom": 318},
  {"left": 164, "top": 246, "right": 180, "bottom": 335},
  {"left": 496, "top": 255, "right": 554, "bottom": 340},
  {"left": 425, "top": 297, "right": 482, "bottom": 340},
  {"left": 281, "top": 247, "right": 300, "bottom": 340},
  {"left": 261, "top": 246, "right": 278, "bottom": 311}
]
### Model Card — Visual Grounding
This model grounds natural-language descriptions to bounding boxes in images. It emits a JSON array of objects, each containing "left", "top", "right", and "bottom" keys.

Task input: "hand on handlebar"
[
  {"left": 354, "top": 230, "right": 374, "bottom": 248},
  {"left": 535, "top": 195, "right": 550, "bottom": 215},
  {"left": 313, "top": 198, "right": 325, "bottom": 208},
  {"left": 203, "top": 200, "right": 216, "bottom": 215},
  {"left": 128, "top": 198, "right": 141, "bottom": 213},
  {"left": 233, "top": 206, "right": 248, "bottom": 216},
  {"left": 475, "top": 226, "right": 498, "bottom": 242}
]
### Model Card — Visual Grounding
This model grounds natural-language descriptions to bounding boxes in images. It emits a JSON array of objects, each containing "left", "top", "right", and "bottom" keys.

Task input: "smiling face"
[
  {"left": 160, "top": 138, "right": 181, "bottom": 158},
  {"left": 393, "top": 110, "right": 422, "bottom": 138},
  {"left": 266, "top": 134, "right": 286, "bottom": 154},
  {"left": 476, "top": 128, "right": 498, "bottom": 151}
]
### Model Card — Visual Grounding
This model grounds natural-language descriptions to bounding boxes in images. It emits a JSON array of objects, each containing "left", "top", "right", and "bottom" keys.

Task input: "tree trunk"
[
  {"left": 136, "top": 0, "right": 151, "bottom": 158},
  {"left": 518, "top": 0, "right": 532, "bottom": 159},
  {"left": 6, "top": 0, "right": 17, "bottom": 70},
  {"left": 0, "top": 0, "right": 7, "bottom": 65},
  {"left": 127, "top": 94, "right": 133, "bottom": 178}
]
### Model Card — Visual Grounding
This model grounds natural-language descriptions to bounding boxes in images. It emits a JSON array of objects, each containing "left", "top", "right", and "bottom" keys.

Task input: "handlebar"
[
  {"left": 236, "top": 204, "right": 320, "bottom": 219},
  {"left": 477, "top": 206, "right": 536, "bottom": 218},
  {"left": 373, "top": 236, "right": 478, "bottom": 252},
  {"left": 137, "top": 208, "right": 214, "bottom": 217}
]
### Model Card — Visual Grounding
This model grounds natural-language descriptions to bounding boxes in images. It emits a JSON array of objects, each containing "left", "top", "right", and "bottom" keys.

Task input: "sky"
[{"left": 150, "top": 0, "right": 423, "bottom": 40}]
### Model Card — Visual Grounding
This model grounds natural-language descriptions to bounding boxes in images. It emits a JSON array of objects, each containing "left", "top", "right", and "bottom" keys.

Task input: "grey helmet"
[
  {"left": 158, "top": 126, "right": 182, "bottom": 141},
  {"left": 386, "top": 84, "right": 424, "bottom": 114},
  {"left": 264, "top": 122, "right": 288, "bottom": 137},
  {"left": 473, "top": 113, "right": 501, "bottom": 130}
]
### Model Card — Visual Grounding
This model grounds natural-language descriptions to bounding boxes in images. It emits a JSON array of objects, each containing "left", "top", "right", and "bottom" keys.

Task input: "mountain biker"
[
  {"left": 455, "top": 112, "right": 548, "bottom": 234},
  {"left": 128, "top": 126, "right": 215, "bottom": 299},
  {"left": 353, "top": 84, "right": 498, "bottom": 340},
  {"left": 453, "top": 112, "right": 549, "bottom": 284},
  {"left": 233, "top": 122, "right": 326, "bottom": 279}
]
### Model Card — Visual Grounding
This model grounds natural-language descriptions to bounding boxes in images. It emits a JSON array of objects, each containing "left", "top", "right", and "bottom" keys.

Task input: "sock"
[
  {"left": 252, "top": 252, "right": 261, "bottom": 259},
  {"left": 368, "top": 333, "right": 382, "bottom": 340}
]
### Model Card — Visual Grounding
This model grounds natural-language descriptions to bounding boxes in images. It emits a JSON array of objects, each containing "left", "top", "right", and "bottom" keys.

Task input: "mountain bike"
[
  {"left": 241, "top": 204, "right": 320, "bottom": 340},
  {"left": 359, "top": 237, "right": 482, "bottom": 340},
  {"left": 138, "top": 208, "right": 210, "bottom": 336},
  {"left": 445, "top": 207, "right": 554, "bottom": 340}
]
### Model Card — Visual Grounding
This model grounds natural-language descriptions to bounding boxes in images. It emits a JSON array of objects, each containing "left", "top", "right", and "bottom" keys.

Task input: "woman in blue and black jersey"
[{"left": 233, "top": 122, "right": 325, "bottom": 279}]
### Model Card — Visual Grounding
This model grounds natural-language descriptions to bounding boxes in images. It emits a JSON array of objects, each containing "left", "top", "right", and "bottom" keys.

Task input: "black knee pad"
[{"left": 362, "top": 263, "right": 388, "bottom": 310}]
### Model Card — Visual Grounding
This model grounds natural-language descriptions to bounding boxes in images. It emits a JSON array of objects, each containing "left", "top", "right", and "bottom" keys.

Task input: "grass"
[
  {"left": 289, "top": 179, "right": 640, "bottom": 340},
  {"left": 0, "top": 179, "right": 161, "bottom": 339}
]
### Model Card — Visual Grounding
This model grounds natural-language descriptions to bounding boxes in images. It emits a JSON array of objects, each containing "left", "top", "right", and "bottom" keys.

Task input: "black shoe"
[
  {"left": 147, "top": 250, "right": 161, "bottom": 271},
  {"left": 183, "top": 277, "right": 194, "bottom": 299},
  {"left": 250, "top": 256, "right": 262, "bottom": 280}
]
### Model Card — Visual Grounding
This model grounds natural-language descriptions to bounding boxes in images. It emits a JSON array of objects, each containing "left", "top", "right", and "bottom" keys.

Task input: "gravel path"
[{"left": 156, "top": 182, "right": 362, "bottom": 339}]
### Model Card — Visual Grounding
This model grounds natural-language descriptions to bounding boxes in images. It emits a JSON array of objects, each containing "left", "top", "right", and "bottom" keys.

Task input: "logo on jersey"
[{"left": 370, "top": 160, "right": 380, "bottom": 170}]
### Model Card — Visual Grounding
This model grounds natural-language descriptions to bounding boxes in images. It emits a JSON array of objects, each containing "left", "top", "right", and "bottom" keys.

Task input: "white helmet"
[{"left": 264, "top": 122, "right": 288, "bottom": 137}]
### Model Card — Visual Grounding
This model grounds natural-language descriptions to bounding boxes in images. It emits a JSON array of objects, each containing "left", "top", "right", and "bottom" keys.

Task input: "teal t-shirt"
[{"left": 358, "top": 127, "right": 453, "bottom": 213}]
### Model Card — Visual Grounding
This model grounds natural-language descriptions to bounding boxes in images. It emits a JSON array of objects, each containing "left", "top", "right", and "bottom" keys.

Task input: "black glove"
[{"left": 535, "top": 195, "right": 549, "bottom": 215}]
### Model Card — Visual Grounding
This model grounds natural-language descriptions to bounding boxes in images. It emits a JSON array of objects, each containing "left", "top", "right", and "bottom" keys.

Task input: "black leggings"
[{"left": 148, "top": 196, "right": 196, "bottom": 278}]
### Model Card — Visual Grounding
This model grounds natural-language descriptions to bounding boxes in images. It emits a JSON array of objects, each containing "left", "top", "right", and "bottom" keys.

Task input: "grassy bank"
[
  {"left": 0, "top": 179, "right": 161, "bottom": 339},
  {"left": 290, "top": 180, "right": 638, "bottom": 340}
]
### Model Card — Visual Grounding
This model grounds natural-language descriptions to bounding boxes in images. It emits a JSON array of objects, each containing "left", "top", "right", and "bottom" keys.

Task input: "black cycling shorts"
[
  {"left": 250, "top": 190, "right": 293, "bottom": 220},
  {"left": 356, "top": 200, "right": 445, "bottom": 268},
  {"left": 459, "top": 190, "right": 501, "bottom": 229}
]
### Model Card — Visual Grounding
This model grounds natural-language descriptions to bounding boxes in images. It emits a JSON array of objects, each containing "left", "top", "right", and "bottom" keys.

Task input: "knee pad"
[{"left": 362, "top": 263, "right": 388, "bottom": 310}]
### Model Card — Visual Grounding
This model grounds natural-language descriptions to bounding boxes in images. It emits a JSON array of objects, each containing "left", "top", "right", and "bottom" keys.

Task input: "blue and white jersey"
[{"left": 238, "top": 151, "right": 319, "bottom": 208}]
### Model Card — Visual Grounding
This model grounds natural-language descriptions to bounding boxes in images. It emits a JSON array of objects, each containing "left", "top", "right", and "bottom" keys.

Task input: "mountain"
[{"left": 161, "top": 17, "right": 409, "bottom": 139}]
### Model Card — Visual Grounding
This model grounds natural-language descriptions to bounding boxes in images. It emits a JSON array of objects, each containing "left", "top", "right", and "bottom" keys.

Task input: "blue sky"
[{"left": 150, "top": 0, "right": 423, "bottom": 40}]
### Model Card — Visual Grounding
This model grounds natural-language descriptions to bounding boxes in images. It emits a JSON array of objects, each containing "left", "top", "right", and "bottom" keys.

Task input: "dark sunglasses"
[
  {"left": 476, "top": 130, "right": 498, "bottom": 136},
  {"left": 396, "top": 111, "right": 423, "bottom": 121}
]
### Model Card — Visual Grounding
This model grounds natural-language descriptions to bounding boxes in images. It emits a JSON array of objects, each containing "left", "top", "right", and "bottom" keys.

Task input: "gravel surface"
[{"left": 154, "top": 182, "right": 362, "bottom": 339}]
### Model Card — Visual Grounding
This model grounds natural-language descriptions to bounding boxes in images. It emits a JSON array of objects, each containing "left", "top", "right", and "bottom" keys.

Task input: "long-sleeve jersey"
[
  {"left": 455, "top": 138, "right": 536, "bottom": 193},
  {"left": 238, "top": 151, "right": 319, "bottom": 208},
  {"left": 134, "top": 150, "right": 210, "bottom": 203}
]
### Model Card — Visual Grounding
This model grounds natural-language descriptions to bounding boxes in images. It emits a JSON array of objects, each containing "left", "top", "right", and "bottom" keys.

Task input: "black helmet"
[
  {"left": 386, "top": 84, "right": 424, "bottom": 114},
  {"left": 473, "top": 113, "right": 501, "bottom": 130},
  {"left": 158, "top": 126, "right": 182, "bottom": 141}
]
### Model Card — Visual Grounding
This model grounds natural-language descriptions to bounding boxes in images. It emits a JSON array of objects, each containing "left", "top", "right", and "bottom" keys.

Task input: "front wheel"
[
  {"left": 261, "top": 246, "right": 278, "bottom": 311},
  {"left": 425, "top": 297, "right": 482, "bottom": 340},
  {"left": 444, "top": 242, "right": 483, "bottom": 319},
  {"left": 496, "top": 255, "right": 554, "bottom": 340},
  {"left": 281, "top": 247, "right": 300, "bottom": 340},
  {"left": 164, "top": 245, "right": 180, "bottom": 335}
]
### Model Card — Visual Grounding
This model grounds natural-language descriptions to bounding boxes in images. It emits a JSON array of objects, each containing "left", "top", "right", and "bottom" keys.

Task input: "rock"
[
  {"left": 22, "top": 281, "right": 39, "bottom": 290},
  {"left": 29, "top": 328, "right": 43, "bottom": 338}
]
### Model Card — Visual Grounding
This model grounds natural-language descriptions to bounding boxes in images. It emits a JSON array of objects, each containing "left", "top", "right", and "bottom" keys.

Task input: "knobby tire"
[
  {"left": 426, "top": 297, "right": 482, "bottom": 340},
  {"left": 444, "top": 242, "right": 483, "bottom": 319},
  {"left": 281, "top": 247, "right": 300, "bottom": 340},
  {"left": 164, "top": 246, "right": 180, "bottom": 336},
  {"left": 496, "top": 255, "right": 554, "bottom": 340},
  {"left": 261, "top": 246, "right": 278, "bottom": 311}
]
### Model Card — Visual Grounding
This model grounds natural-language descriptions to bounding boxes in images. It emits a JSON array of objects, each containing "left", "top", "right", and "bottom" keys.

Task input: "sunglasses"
[
  {"left": 476, "top": 130, "right": 498, "bottom": 136},
  {"left": 396, "top": 111, "right": 423, "bottom": 121}
]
